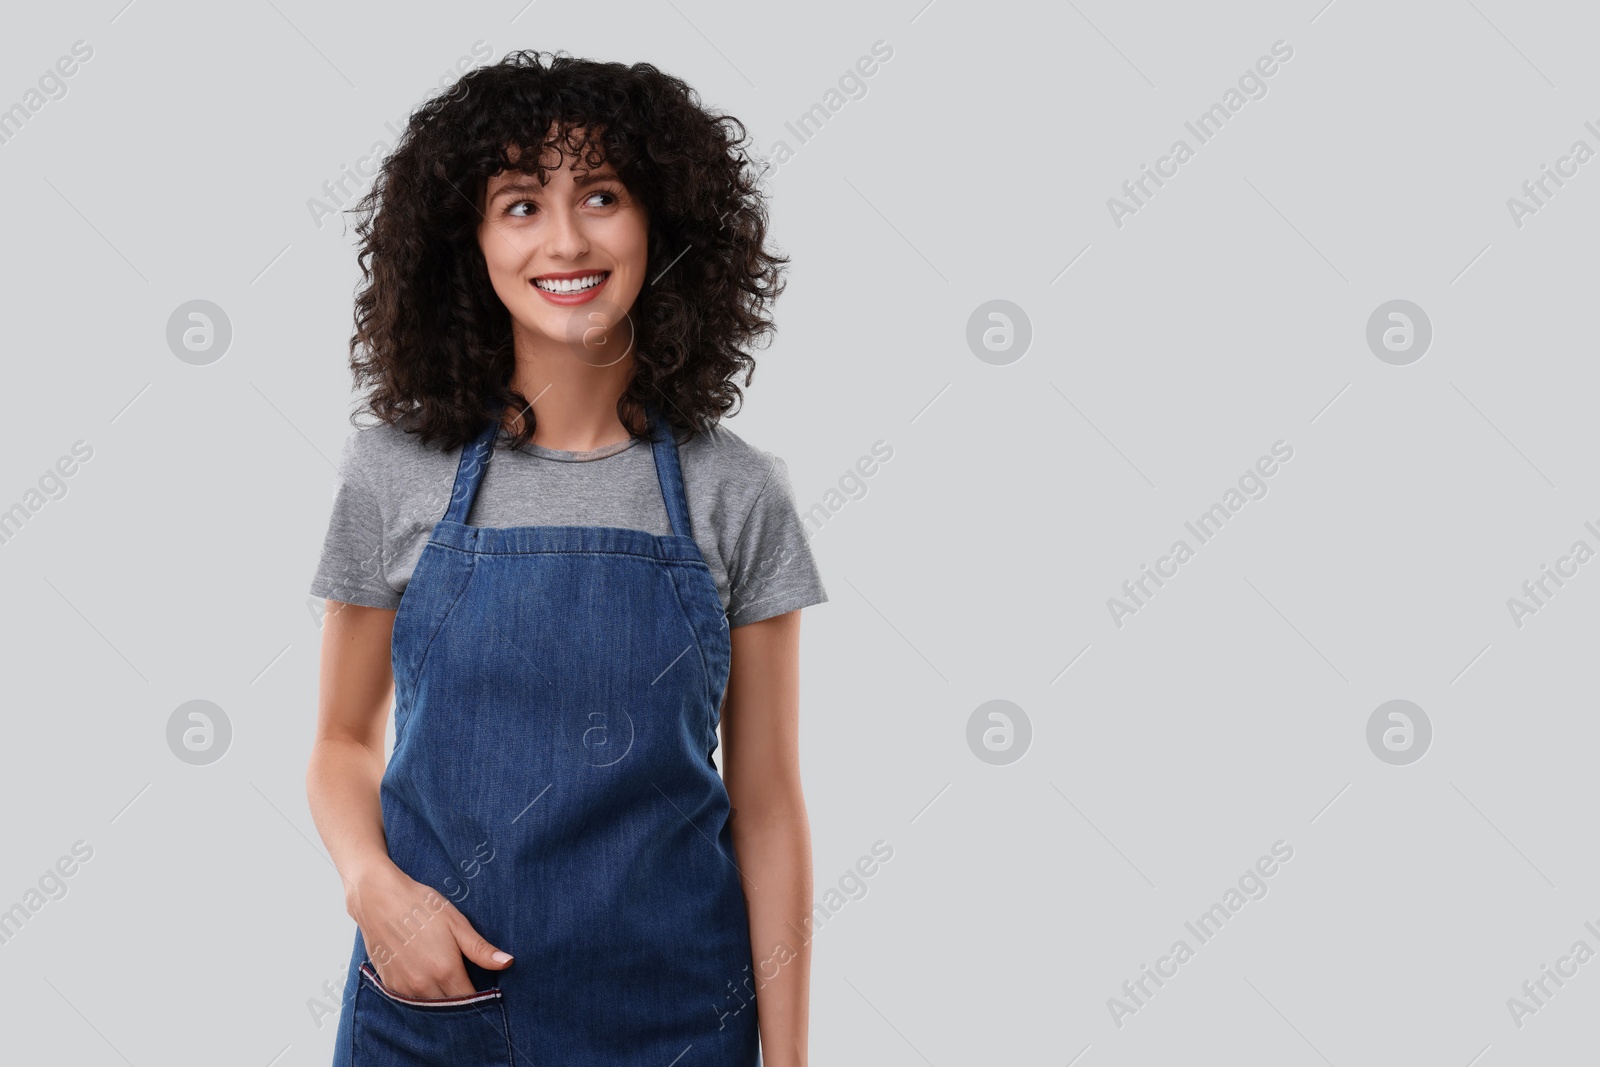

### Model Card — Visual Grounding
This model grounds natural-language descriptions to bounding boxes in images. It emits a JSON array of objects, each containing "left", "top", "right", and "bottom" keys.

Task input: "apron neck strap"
[
  {"left": 646, "top": 402, "right": 693, "bottom": 540},
  {"left": 442, "top": 408, "right": 693, "bottom": 538},
  {"left": 443, "top": 417, "right": 499, "bottom": 525}
]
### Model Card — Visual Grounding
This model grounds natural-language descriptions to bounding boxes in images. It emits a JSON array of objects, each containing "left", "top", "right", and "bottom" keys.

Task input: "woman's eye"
[{"left": 503, "top": 189, "right": 619, "bottom": 217}]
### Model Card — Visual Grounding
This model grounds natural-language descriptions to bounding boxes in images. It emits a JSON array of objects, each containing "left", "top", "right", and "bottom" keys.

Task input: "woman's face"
[{"left": 477, "top": 134, "right": 648, "bottom": 362}]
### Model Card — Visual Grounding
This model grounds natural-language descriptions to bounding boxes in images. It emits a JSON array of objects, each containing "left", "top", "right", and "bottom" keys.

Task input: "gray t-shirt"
[{"left": 309, "top": 419, "right": 828, "bottom": 628}]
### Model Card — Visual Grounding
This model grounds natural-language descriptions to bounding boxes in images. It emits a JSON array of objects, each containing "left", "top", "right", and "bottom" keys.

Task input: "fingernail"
[{"left": 492, "top": 951, "right": 513, "bottom": 964}]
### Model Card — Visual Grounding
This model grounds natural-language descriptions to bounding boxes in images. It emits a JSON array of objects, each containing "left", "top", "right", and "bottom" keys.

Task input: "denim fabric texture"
[{"left": 331, "top": 405, "right": 760, "bottom": 1066}]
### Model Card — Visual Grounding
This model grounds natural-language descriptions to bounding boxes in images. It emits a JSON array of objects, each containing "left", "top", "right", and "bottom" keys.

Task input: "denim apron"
[{"left": 331, "top": 406, "right": 761, "bottom": 1066}]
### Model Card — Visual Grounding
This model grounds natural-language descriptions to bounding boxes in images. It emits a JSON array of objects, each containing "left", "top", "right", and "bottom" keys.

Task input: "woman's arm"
[
  {"left": 305, "top": 600, "right": 514, "bottom": 997},
  {"left": 723, "top": 609, "right": 813, "bottom": 1067},
  {"left": 306, "top": 601, "right": 396, "bottom": 892}
]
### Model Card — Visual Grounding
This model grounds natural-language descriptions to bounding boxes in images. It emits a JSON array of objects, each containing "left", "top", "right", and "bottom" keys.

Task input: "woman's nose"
[{"left": 544, "top": 207, "right": 589, "bottom": 258}]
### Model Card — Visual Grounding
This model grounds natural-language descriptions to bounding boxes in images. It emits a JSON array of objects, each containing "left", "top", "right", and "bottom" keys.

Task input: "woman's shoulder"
[
  {"left": 676, "top": 419, "right": 794, "bottom": 503},
  {"left": 678, "top": 418, "right": 828, "bottom": 625},
  {"left": 335, "top": 419, "right": 460, "bottom": 494}
]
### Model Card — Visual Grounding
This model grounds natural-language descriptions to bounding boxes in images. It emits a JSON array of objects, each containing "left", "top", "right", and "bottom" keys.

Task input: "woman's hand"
[
  {"left": 308, "top": 602, "right": 513, "bottom": 999},
  {"left": 347, "top": 861, "right": 515, "bottom": 999}
]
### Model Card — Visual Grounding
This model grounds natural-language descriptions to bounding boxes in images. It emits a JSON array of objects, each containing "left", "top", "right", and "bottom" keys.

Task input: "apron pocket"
[{"left": 351, "top": 960, "right": 514, "bottom": 1066}]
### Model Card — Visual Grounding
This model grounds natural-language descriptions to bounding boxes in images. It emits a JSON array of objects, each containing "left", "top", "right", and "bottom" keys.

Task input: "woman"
[{"left": 306, "top": 51, "right": 824, "bottom": 1067}]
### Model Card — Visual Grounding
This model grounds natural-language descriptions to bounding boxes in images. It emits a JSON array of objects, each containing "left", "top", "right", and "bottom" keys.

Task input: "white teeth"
[{"left": 534, "top": 273, "right": 606, "bottom": 293}]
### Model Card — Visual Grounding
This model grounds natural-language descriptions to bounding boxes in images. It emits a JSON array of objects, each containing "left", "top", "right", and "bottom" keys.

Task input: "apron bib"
[{"left": 331, "top": 406, "right": 760, "bottom": 1066}]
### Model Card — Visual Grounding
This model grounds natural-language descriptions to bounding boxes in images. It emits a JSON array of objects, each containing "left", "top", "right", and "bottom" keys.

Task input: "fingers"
[
  {"left": 450, "top": 909, "right": 515, "bottom": 971},
  {"left": 417, "top": 965, "right": 472, "bottom": 999},
  {"left": 374, "top": 957, "right": 474, "bottom": 1000},
  {"left": 357, "top": 886, "right": 513, "bottom": 999}
]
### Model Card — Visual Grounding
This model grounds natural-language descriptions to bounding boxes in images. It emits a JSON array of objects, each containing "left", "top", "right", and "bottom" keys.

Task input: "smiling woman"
[
  {"left": 345, "top": 52, "right": 786, "bottom": 454},
  {"left": 307, "top": 50, "right": 824, "bottom": 1067},
  {"left": 477, "top": 141, "right": 650, "bottom": 355}
]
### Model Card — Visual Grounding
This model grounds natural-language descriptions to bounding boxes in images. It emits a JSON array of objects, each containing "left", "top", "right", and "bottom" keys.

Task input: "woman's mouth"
[{"left": 531, "top": 271, "right": 610, "bottom": 305}]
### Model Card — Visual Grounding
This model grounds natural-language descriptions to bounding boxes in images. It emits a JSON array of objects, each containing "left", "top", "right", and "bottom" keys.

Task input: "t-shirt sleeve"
[
  {"left": 725, "top": 453, "right": 829, "bottom": 628},
  {"left": 309, "top": 433, "right": 402, "bottom": 610}
]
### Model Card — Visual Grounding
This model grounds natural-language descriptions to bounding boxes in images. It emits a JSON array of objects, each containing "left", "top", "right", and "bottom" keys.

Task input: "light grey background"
[{"left": 1, "top": 1, "right": 1595, "bottom": 1064}]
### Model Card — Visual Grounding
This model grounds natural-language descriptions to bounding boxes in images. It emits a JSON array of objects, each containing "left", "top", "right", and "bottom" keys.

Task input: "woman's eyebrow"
[
  {"left": 488, "top": 177, "right": 544, "bottom": 200},
  {"left": 488, "top": 171, "right": 621, "bottom": 200}
]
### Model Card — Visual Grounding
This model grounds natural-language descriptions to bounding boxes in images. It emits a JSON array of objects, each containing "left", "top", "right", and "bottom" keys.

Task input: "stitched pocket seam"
[
  {"left": 664, "top": 567, "right": 715, "bottom": 714},
  {"left": 358, "top": 961, "right": 503, "bottom": 1008},
  {"left": 406, "top": 554, "right": 479, "bottom": 694}
]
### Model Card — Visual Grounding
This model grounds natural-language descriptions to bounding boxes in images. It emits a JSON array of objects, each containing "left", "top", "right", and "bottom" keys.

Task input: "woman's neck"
[{"left": 504, "top": 329, "right": 639, "bottom": 451}]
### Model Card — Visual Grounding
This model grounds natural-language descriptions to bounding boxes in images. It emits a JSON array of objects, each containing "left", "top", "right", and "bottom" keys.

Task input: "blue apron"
[{"left": 331, "top": 406, "right": 760, "bottom": 1066}]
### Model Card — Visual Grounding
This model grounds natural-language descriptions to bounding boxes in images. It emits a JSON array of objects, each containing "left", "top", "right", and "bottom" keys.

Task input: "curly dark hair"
[{"left": 345, "top": 49, "right": 787, "bottom": 452}]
